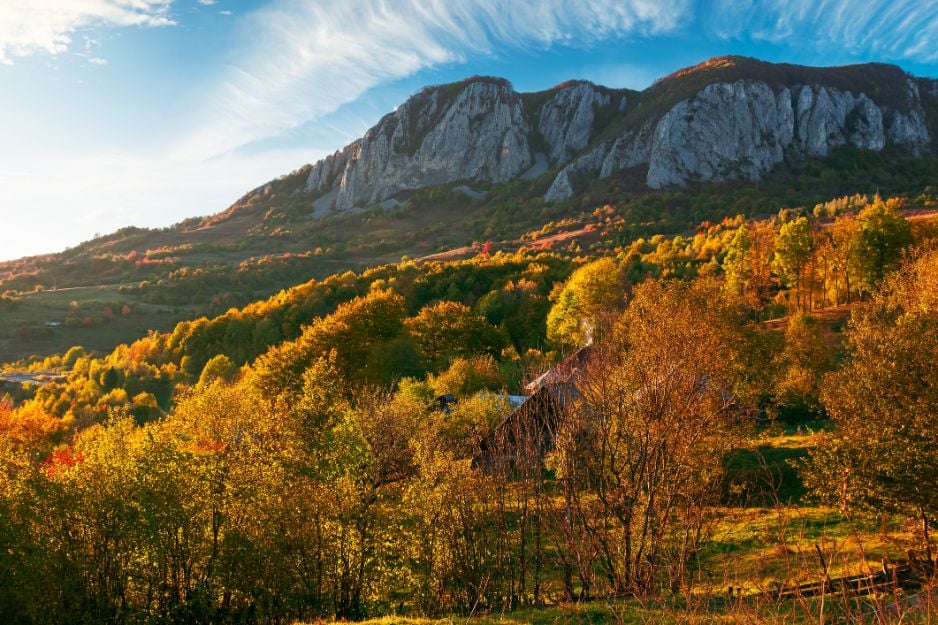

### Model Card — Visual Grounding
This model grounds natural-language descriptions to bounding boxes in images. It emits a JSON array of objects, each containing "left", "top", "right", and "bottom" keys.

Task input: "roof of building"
[{"left": 524, "top": 345, "right": 595, "bottom": 394}]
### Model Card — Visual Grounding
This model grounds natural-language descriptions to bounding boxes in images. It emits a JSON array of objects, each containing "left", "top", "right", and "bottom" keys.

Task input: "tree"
[
  {"left": 746, "top": 220, "right": 778, "bottom": 312},
  {"left": 772, "top": 216, "right": 813, "bottom": 310},
  {"left": 251, "top": 288, "right": 406, "bottom": 397},
  {"left": 428, "top": 354, "right": 506, "bottom": 398},
  {"left": 475, "top": 279, "right": 549, "bottom": 352},
  {"left": 197, "top": 353, "right": 238, "bottom": 386},
  {"left": 773, "top": 313, "right": 835, "bottom": 421},
  {"left": 405, "top": 301, "right": 504, "bottom": 370},
  {"left": 806, "top": 249, "right": 938, "bottom": 561},
  {"left": 826, "top": 214, "right": 859, "bottom": 305},
  {"left": 546, "top": 258, "right": 627, "bottom": 349},
  {"left": 566, "top": 279, "right": 748, "bottom": 594},
  {"left": 849, "top": 198, "right": 912, "bottom": 293},
  {"left": 723, "top": 224, "right": 751, "bottom": 297}
]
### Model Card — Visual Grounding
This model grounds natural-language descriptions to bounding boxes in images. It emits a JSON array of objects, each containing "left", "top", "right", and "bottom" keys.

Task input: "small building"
[{"left": 478, "top": 346, "right": 596, "bottom": 471}]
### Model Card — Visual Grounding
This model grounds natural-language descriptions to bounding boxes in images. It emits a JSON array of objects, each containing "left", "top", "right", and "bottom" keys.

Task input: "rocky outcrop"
[
  {"left": 537, "top": 82, "right": 612, "bottom": 164},
  {"left": 547, "top": 79, "right": 931, "bottom": 200},
  {"left": 645, "top": 81, "right": 794, "bottom": 188},
  {"left": 305, "top": 77, "right": 627, "bottom": 212},
  {"left": 302, "top": 59, "right": 935, "bottom": 210},
  {"left": 306, "top": 78, "right": 531, "bottom": 211}
]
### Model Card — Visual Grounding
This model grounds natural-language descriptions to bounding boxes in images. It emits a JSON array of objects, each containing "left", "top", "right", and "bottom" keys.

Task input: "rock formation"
[{"left": 302, "top": 57, "right": 936, "bottom": 210}]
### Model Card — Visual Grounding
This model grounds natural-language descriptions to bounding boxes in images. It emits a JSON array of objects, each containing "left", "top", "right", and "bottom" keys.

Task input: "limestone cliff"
[{"left": 302, "top": 57, "right": 936, "bottom": 210}]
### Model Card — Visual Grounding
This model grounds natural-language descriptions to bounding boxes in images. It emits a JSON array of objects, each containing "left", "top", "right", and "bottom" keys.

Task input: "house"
[
  {"left": 523, "top": 345, "right": 594, "bottom": 395},
  {"left": 478, "top": 345, "right": 751, "bottom": 472},
  {"left": 477, "top": 346, "right": 596, "bottom": 471}
]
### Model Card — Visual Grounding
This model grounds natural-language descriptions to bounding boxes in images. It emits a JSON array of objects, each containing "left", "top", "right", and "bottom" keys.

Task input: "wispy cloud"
[
  {"left": 0, "top": 0, "right": 175, "bottom": 64},
  {"left": 175, "top": 0, "right": 691, "bottom": 160},
  {"left": 709, "top": 0, "right": 938, "bottom": 63}
]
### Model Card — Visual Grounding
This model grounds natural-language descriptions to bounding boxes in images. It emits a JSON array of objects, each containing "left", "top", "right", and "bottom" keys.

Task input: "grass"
[
  {"left": 711, "top": 428, "right": 919, "bottom": 593},
  {"left": 0, "top": 284, "right": 203, "bottom": 364},
  {"left": 296, "top": 431, "right": 932, "bottom": 625},
  {"left": 296, "top": 589, "right": 938, "bottom": 624},
  {"left": 294, "top": 600, "right": 692, "bottom": 625}
]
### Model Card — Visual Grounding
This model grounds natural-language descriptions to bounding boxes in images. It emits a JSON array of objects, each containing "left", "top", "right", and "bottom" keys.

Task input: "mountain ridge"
[
  {"left": 294, "top": 55, "right": 935, "bottom": 212},
  {"left": 5, "top": 56, "right": 938, "bottom": 365}
]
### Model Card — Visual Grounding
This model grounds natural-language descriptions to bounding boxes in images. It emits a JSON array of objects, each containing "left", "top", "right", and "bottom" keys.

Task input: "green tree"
[
  {"left": 723, "top": 224, "right": 752, "bottom": 297},
  {"left": 546, "top": 258, "right": 627, "bottom": 349},
  {"left": 807, "top": 249, "right": 938, "bottom": 558},
  {"left": 773, "top": 313, "right": 834, "bottom": 422},
  {"left": 772, "top": 216, "right": 813, "bottom": 310},
  {"left": 849, "top": 198, "right": 912, "bottom": 293},
  {"left": 405, "top": 301, "right": 504, "bottom": 370},
  {"left": 197, "top": 353, "right": 238, "bottom": 386}
]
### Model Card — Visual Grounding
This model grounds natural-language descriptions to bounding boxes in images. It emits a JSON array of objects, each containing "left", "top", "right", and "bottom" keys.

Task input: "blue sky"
[{"left": 1, "top": 0, "right": 937, "bottom": 260}]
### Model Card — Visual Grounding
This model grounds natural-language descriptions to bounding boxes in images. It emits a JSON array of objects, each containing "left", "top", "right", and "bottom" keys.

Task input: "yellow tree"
[
  {"left": 808, "top": 249, "right": 938, "bottom": 562},
  {"left": 546, "top": 258, "right": 628, "bottom": 349}
]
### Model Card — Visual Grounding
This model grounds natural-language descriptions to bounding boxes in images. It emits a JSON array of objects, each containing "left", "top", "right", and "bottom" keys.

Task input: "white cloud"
[
  {"left": 175, "top": 0, "right": 691, "bottom": 160},
  {"left": 88, "top": 56, "right": 108, "bottom": 65},
  {"left": 710, "top": 0, "right": 938, "bottom": 63},
  {"left": 0, "top": 0, "right": 175, "bottom": 64}
]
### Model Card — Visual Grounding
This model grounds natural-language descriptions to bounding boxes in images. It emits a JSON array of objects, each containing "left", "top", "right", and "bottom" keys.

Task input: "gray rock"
[
  {"left": 889, "top": 109, "right": 930, "bottom": 153},
  {"left": 544, "top": 142, "right": 610, "bottom": 201},
  {"left": 537, "top": 82, "right": 610, "bottom": 164},
  {"left": 520, "top": 152, "right": 549, "bottom": 180},
  {"left": 793, "top": 85, "right": 884, "bottom": 156},
  {"left": 886, "top": 80, "right": 930, "bottom": 154},
  {"left": 646, "top": 81, "right": 794, "bottom": 188},
  {"left": 295, "top": 62, "right": 934, "bottom": 210},
  {"left": 599, "top": 122, "right": 655, "bottom": 178},
  {"left": 545, "top": 167, "right": 574, "bottom": 202},
  {"left": 307, "top": 79, "right": 531, "bottom": 211}
]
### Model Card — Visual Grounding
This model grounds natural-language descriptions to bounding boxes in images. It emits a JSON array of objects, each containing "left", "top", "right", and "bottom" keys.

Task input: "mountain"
[
  {"left": 299, "top": 56, "right": 937, "bottom": 209},
  {"left": 4, "top": 55, "right": 938, "bottom": 365}
]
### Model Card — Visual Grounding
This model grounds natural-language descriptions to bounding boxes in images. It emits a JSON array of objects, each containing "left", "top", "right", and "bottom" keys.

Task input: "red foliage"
[
  {"left": 480, "top": 241, "right": 493, "bottom": 256},
  {"left": 41, "top": 446, "right": 83, "bottom": 476}
]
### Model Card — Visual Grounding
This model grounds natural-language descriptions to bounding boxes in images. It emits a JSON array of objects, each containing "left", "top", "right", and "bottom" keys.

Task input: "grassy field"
[
  {"left": 299, "top": 589, "right": 938, "bottom": 625},
  {"left": 0, "top": 284, "right": 202, "bottom": 364}
]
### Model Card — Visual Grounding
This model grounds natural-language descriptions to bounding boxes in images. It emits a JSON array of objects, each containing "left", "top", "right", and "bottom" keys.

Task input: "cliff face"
[{"left": 303, "top": 57, "right": 936, "bottom": 211}]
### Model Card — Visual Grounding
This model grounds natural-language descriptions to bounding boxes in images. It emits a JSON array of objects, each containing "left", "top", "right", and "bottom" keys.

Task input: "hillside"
[
  {"left": 2, "top": 188, "right": 938, "bottom": 623},
  {"left": 3, "top": 56, "right": 938, "bottom": 365}
]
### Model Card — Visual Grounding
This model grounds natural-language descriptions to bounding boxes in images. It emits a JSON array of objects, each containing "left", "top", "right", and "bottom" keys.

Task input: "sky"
[{"left": 1, "top": 0, "right": 938, "bottom": 261}]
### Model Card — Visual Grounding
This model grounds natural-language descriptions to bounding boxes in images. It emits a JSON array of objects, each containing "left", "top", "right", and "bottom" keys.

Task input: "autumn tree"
[
  {"left": 546, "top": 258, "right": 628, "bottom": 349},
  {"left": 746, "top": 220, "right": 778, "bottom": 312},
  {"left": 807, "top": 248, "right": 938, "bottom": 562},
  {"left": 773, "top": 216, "right": 814, "bottom": 310},
  {"left": 571, "top": 279, "right": 748, "bottom": 594},
  {"left": 825, "top": 214, "right": 859, "bottom": 305},
  {"left": 849, "top": 198, "right": 912, "bottom": 294}
]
